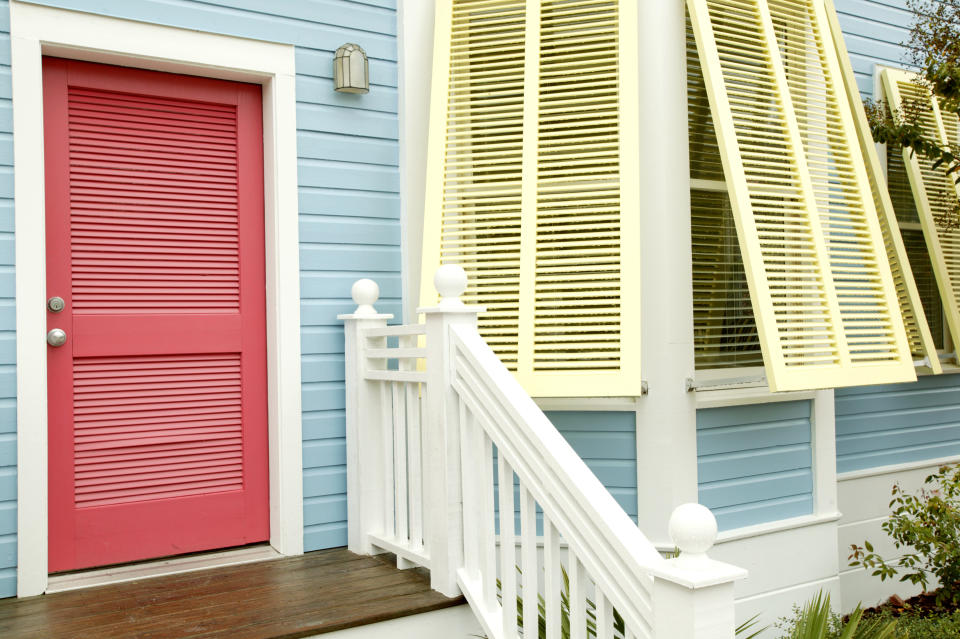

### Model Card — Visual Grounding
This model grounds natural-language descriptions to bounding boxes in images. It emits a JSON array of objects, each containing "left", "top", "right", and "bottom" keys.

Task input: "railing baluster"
[
  {"left": 498, "top": 456, "right": 517, "bottom": 639},
  {"left": 392, "top": 382, "right": 408, "bottom": 555},
  {"left": 480, "top": 431, "right": 498, "bottom": 611},
  {"left": 570, "top": 556, "right": 586, "bottom": 639},
  {"left": 519, "top": 485, "right": 537, "bottom": 639},
  {"left": 459, "top": 399, "right": 478, "bottom": 576},
  {"left": 407, "top": 379, "right": 423, "bottom": 549},
  {"left": 596, "top": 590, "right": 612, "bottom": 639},
  {"left": 381, "top": 381, "right": 395, "bottom": 539},
  {"left": 544, "top": 518, "right": 561, "bottom": 639}
]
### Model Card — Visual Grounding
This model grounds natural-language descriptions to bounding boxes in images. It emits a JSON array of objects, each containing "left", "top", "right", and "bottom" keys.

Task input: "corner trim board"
[{"left": 10, "top": 0, "right": 304, "bottom": 597}]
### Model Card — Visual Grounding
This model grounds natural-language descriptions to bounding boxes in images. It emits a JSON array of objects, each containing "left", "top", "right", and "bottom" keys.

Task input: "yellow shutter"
[
  {"left": 420, "top": 0, "right": 641, "bottom": 397},
  {"left": 824, "top": 0, "right": 941, "bottom": 373},
  {"left": 687, "top": 0, "right": 915, "bottom": 391},
  {"left": 880, "top": 67, "right": 960, "bottom": 356}
]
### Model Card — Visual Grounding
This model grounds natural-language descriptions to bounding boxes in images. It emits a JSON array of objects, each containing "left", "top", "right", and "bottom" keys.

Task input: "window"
[
  {"left": 880, "top": 67, "right": 960, "bottom": 365},
  {"left": 686, "top": 0, "right": 917, "bottom": 391}
]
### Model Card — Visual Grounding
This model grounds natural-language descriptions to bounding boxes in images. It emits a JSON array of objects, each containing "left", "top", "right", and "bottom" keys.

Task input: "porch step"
[{"left": 0, "top": 548, "right": 465, "bottom": 638}]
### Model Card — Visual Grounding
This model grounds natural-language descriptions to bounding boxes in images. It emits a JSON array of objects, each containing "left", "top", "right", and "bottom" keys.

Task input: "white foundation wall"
[
  {"left": 316, "top": 604, "right": 481, "bottom": 639},
  {"left": 709, "top": 520, "right": 841, "bottom": 635},
  {"left": 837, "top": 459, "right": 960, "bottom": 609}
]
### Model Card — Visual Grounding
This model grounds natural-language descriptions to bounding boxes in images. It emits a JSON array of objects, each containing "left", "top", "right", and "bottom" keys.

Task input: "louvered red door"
[{"left": 42, "top": 59, "right": 269, "bottom": 572}]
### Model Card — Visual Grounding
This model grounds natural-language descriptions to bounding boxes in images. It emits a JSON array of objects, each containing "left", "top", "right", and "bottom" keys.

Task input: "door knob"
[{"left": 47, "top": 328, "right": 66, "bottom": 347}]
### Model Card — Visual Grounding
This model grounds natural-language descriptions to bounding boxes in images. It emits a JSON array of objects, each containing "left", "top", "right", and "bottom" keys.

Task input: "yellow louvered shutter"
[
  {"left": 824, "top": 0, "right": 941, "bottom": 373},
  {"left": 687, "top": 0, "right": 915, "bottom": 391},
  {"left": 420, "top": 0, "right": 641, "bottom": 397},
  {"left": 880, "top": 68, "right": 960, "bottom": 355}
]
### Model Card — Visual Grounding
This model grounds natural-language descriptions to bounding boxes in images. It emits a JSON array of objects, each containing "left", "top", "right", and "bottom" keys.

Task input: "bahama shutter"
[
  {"left": 420, "top": 0, "right": 641, "bottom": 397},
  {"left": 880, "top": 67, "right": 960, "bottom": 354},
  {"left": 824, "top": 0, "right": 941, "bottom": 373},
  {"left": 687, "top": 0, "right": 915, "bottom": 391}
]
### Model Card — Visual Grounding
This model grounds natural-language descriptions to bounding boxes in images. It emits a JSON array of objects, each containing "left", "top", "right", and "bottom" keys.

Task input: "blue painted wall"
[
  {"left": 697, "top": 401, "right": 814, "bottom": 531},
  {"left": 0, "top": 0, "right": 13, "bottom": 600},
  {"left": 833, "top": 0, "right": 913, "bottom": 97},
  {"left": 0, "top": 0, "right": 400, "bottom": 596},
  {"left": 545, "top": 412, "right": 638, "bottom": 521},
  {"left": 493, "top": 411, "right": 638, "bottom": 535},
  {"left": 836, "top": 375, "right": 960, "bottom": 473}
]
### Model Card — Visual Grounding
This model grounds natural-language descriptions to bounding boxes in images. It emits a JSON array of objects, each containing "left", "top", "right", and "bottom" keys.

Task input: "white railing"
[{"left": 342, "top": 266, "right": 747, "bottom": 639}]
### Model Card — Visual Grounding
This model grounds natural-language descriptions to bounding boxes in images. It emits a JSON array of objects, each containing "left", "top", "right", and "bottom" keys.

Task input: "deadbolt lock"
[{"left": 47, "top": 296, "right": 65, "bottom": 313}]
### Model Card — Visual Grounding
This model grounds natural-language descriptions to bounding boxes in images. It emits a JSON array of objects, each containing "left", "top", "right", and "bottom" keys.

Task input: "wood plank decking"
[{"left": 0, "top": 548, "right": 465, "bottom": 638}]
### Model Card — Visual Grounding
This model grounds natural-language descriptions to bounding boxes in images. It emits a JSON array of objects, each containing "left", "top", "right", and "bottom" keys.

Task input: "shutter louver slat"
[
  {"left": 687, "top": 0, "right": 914, "bottom": 390},
  {"left": 422, "top": 0, "right": 641, "bottom": 396}
]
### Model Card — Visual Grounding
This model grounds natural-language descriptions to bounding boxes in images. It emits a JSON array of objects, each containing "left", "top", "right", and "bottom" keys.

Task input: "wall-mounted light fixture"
[{"left": 334, "top": 43, "right": 369, "bottom": 94}]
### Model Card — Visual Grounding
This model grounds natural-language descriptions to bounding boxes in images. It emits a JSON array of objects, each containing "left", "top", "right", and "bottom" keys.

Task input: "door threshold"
[{"left": 46, "top": 544, "right": 282, "bottom": 594}]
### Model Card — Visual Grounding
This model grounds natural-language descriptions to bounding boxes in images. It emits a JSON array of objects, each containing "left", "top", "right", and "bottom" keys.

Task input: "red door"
[{"left": 43, "top": 58, "right": 269, "bottom": 572}]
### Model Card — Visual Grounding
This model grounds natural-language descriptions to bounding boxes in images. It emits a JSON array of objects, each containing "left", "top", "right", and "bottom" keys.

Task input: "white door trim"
[{"left": 10, "top": 0, "right": 304, "bottom": 597}]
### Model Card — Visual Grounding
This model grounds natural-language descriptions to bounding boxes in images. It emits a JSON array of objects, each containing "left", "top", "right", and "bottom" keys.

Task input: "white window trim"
[{"left": 10, "top": 1, "right": 304, "bottom": 597}]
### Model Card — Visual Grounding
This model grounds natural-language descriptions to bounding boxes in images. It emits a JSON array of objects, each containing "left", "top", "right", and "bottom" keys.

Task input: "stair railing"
[{"left": 342, "top": 266, "right": 747, "bottom": 639}]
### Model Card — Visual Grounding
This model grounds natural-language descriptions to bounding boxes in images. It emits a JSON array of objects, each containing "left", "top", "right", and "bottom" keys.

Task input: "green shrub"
[
  {"left": 848, "top": 464, "right": 960, "bottom": 608},
  {"left": 892, "top": 609, "right": 960, "bottom": 639},
  {"left": 774, "top": 592, "right": 899, "bottom": 639}
]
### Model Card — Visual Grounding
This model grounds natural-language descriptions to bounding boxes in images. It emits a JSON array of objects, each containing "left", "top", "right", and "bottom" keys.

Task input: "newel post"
[
  {"left": 420, "top": 265, "right": 481, "bottom": 597},
  {"left": 651, "top": 504, "right": 748, "bottom": 639},
  {"left": 339, "top": 279, "right": 392, "bottom": 555}
]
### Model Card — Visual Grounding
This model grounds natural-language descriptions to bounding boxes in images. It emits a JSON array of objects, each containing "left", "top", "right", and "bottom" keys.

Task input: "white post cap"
[
  {"left": 434, "top": 264, "right": 467, "bottom": 308},
  {"left": 668, "top": 503, "right": 718, "bottom": 566},
  {"left": 351, "top": 278, "right": 381, "bottom": 317}
]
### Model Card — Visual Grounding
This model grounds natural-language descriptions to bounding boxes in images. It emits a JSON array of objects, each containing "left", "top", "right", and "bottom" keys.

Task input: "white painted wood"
[
  {"left": 382, "top": 382, "right": 396, "bottom": 540},
  {"left": 318, "top": 604, "right": 482, "bottom": 639},
  {"left": 498, "top": 456, "right": 518, "bottom": 639},
  {"left": 10, "top": 0, "right": 303, "bottom": 597},
  {"left": 544, "top": 520, "right": 561, "bottom": 639},
  {"left": 397, "top": 0, "right": 435, "bottom": 324},
  {"left": 420, "top": 297, "right": 481, "bottom": 596},
  {"left": 569, "top": 557, "right": 586, "bottom": 639},
  {"left": 837, "top": 458, "right": 953, "bottom": 609},
  {"left": 519, "top": 485, "right": 538, "bottom": 638},
  {"left": 46, "top": 545, "right": 282, "bottom": 593},
  {"left": 596, "top": 590, "right": 613, "bottom": 639},
  {"left": 634, "top": 0, "right": 699, "bottom": 548},
  {"left": 479, "top": 431, "right": 498, "bottom": 611},
  {"left": 343, "top": 268, "right": 746, "bottom": 637},
  {"left": 365, "top": 370, "right": 428, "bottom": 383},
  {"left": 341, "top": 313, "right": 391, "bottom": 554},
  {"left": 393, "top": 382, "right": 409, "bottom": 553},
  {"left": 812, "top": 390, "right": 839, "bottom": 517},
  {"left": 709, "top": 520, "right": 838, "bottom": 600}
]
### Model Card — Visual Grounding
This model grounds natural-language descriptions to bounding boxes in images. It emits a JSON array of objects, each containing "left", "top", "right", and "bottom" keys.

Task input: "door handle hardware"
[
  {"left": 47, "top": 328, "right": 66, "bottom": 347},
  {"left": 47, "top": 297, "right": 65, "bottom": 313}
]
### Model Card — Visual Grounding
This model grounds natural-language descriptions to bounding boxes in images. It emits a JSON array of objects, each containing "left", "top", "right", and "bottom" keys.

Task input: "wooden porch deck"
[{"left": 0, "top": 548, "right": 465, "bottom": 638}]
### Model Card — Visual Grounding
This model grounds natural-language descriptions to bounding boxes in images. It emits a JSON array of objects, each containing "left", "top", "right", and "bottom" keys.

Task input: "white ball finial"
[
  {"left": 351, "top": 278, "right": 380, "bottom": 316},
  {"left": 434, "top": 264, "right": 467, "bottom": 307},
  {"left": 669, "top": 503, "right": 717, "bottom": 560}
]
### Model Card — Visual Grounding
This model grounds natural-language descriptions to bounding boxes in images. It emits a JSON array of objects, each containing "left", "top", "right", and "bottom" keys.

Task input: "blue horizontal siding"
[
  {"left": 833, "top": 0, "right": 914, "bottom": 97},
  {"left": 836, "top": 375, "right": 960, "bottom": 473},
  {"left": 493, "top": 411, "right": 637, "bottom": 535},
  {"left": 0, "top": 0, "right": 11, "bottom": 600},
  {"left": 16, "top": 0, "right": 401, "bottom": 572},
  {"left": 698, "top": 401, "right": 814, "bottom": 531},
  {"left": 547, "top": 412, "right": 638, "bottom": 521}
]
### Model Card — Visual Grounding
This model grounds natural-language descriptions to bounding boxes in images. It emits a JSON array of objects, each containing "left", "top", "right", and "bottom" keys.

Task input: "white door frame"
[{"left": 10, "top": 1, "right": 304, "bottom": 596}]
